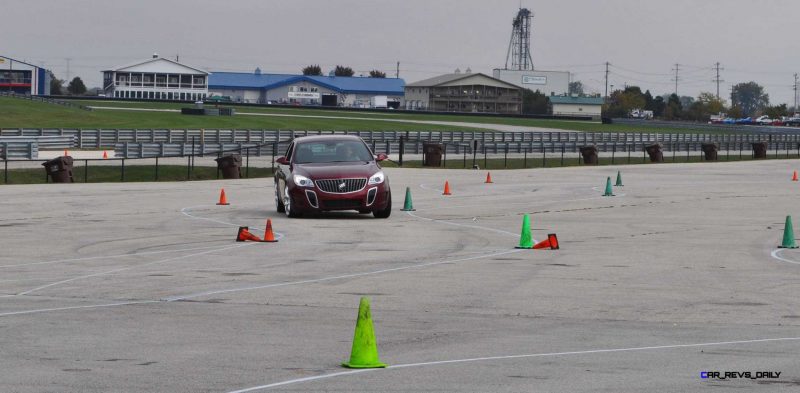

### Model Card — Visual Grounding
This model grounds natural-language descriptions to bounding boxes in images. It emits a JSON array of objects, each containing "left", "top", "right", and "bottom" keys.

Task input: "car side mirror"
[
  {"left": 375, "top": 153, "right": 388, "bottom": 162},
  {"left": 276, "top": 156, "right": 289, "bottom": 165}
]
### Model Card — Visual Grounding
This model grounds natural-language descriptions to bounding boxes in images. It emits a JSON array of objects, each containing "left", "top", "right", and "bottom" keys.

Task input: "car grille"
[
  {"left": 322, "top": 199, "right": 363, "bottom": 210},
  {"left": 315, "top": 178, "right": 367, "bottom": 193}
]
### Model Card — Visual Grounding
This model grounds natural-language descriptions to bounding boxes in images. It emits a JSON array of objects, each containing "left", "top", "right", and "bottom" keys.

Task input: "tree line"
[
  {"left": 302, "top": 64, "right": 386, "bottom": 78},
  {"left": 603, "top": 81, "right": 788, "bottom": 120}
]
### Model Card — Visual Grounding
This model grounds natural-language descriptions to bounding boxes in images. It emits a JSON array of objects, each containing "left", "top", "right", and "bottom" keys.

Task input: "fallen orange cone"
[
  {"left": 236, "top": 226, "right": 262, "bottom": 242},
  {"left": 443, "top": 181, "right": 452, "bottom": 195},
  {"left": 533, "top": 233, "right": 559, "bottom": 250},
  {"left": 485, "top": 172, "right": 493, "bottom": 183},
  {"left": 262, "top": 219, "right": 278, "bottom": 242},
  {"left": 217, "top": 188, "right": 230, "bottom": 205}
]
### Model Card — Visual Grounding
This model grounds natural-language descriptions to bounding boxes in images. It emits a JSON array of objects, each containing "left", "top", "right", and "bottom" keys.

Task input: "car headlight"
[
  {"left": 293, "top": 174, "right": 314, "bottom": 187},
  {"left": 368, "top": 171, "right": 385, "bottom": 185}
]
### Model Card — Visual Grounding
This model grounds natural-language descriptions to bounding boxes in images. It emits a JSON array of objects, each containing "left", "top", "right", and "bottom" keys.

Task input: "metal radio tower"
[{"left": 504, "top": 8, "right": 534, "bottom": 70}]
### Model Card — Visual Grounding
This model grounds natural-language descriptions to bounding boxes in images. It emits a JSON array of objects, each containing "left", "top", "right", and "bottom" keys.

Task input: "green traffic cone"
[
  {"left": 780, "top": 215, "right": 798, "bottom": 249},
  {"left": 515, "top": 214, "right": 533, "bottom": 249},
  {"left": 401, "top": 187, "right": 415, "bottom": 211},
  {"left": 603, "top": 177, "right": 614, "bottom": 196},
  {"left": 342, "top": 297, "right": 387, "bottom": 369},
  {"left": 615, "top": 171, "right": 623, "bottom": 187}
]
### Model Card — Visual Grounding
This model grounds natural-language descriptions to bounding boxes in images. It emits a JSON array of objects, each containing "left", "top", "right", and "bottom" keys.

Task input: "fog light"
[
  {"left": 366, "top": 187, "right": 377, "bottom": 206},
  {"left": 305, "top": 190, "right": 318, "bottom": 208}
]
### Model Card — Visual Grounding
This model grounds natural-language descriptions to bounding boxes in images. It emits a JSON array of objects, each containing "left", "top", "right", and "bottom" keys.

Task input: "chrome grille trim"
[
  {"left": 315, "top": 178, "right": 367, "bottom": 194},
  {"left": 366, "top": 187, "right": 378, "bottom": 206},
  {"left": 305, "top": 190, "right": 318, "bottom": 208}
]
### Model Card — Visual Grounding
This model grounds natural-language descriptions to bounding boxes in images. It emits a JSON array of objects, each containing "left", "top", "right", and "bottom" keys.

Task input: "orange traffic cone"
[
  {"left": 793, "top": 171, "right": 798, "bottom": 181},
  {"left": 102, "top": 150, "right": 108, "bottom": 159},
  {"left": 485, "top": 172, "right": 493, "bottom": 184},
  {"left": 262, "top": 219, "right": 278, "bottom": 242},
  {"left": 443, "top": 181, "right": 452, "bottom": 195},
  {"left": 533, "top": 233, "right": 560, "bottom": 250},
  {"left": 236, "top": 226, "right": 262, "bottom": 242},
  {"left": 216, "top": 188, "right": 230, "bottom": 205}
]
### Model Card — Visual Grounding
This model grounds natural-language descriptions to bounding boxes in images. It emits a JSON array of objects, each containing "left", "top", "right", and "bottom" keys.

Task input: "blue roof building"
[{"left": 208, "top": 71, "right": 405, "bottom": 107}]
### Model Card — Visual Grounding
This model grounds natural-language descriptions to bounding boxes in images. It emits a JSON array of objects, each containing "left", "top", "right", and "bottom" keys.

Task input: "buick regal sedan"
[{"left": 274, "top": 135, "right": 391, "bottom": 218}]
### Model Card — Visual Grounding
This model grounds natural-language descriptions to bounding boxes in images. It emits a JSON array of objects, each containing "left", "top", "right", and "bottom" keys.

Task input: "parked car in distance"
[
  {"left": 754, "top": 115, "right": 774, "bottom": 125},
  {"left": 784, "top": 116, "right": 800, "bottom": 127},
  {"left": 274, "top": 135, "right": 391, "bottom": 218}
]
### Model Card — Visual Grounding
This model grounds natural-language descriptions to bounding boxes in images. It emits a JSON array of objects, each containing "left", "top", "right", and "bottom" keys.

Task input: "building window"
[{"left": 310, "top": 87, "right": 318, "bottom": 92}]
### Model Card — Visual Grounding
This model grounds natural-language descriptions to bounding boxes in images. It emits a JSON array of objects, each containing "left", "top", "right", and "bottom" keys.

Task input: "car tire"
[
  {"left": 284, "top": 187, "right": 302, "bottom": 218},
  {"left": 275, "top": 181, "right": 285, "bottom": 213},
  {"left": 373, "top": 193, "right": 391, "bottom": 219}
]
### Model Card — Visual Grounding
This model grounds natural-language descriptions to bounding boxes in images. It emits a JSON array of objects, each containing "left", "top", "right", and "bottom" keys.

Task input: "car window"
[
  {"left": 284, "top": 142, "right": 294, "bottom": 161},
  {"left": 294, "top": 141, "right": 372, "bottom": 163}
]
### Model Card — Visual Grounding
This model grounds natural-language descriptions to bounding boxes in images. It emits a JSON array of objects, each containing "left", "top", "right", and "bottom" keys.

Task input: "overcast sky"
[{"left": 4, "top": 0, "right": 800, "bottom": 105}]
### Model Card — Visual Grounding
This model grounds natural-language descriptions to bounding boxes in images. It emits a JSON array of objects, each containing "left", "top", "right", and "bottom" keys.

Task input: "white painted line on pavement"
[{"left": 225, "top": 336, "right": 800, "bottom": 392}]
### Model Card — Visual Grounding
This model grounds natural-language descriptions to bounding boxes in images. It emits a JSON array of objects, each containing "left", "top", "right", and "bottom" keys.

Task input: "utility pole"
[
  {"left": 713, "top": 62, "right": 724, "bottom": 100},
  {"left": 671, "top": 63, "right": 680, "bottom": 96},
  {"left": 604, "top": 62, "right": 610, "bottom": 98},
  {"left": 793, "top": 73, "right": 798, "bottom": 113},
  {"left": 65, "top": 58, "right": 72, "bottom": 82},
  {"left": 396, "top": 61, "right": 400, "bottom": 78}
]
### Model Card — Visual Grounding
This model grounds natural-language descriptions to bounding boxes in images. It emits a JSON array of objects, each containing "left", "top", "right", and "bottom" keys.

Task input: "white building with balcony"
[{"left": 102, "top": 54, "right": 209, "bottom": 101}]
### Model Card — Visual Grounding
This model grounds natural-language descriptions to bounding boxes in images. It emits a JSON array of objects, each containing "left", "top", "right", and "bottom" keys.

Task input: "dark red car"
[{"left": 274, "top": 135, "right": 391, "bottom": 218}]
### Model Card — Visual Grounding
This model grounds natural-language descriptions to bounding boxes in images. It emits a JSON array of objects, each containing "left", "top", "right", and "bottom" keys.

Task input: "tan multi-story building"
[
  {"left": 404, "top": 72, "right": 521, "bottom": 114},
  {"left": 102, "top": 54, "right": 209, "bottom": 101}
]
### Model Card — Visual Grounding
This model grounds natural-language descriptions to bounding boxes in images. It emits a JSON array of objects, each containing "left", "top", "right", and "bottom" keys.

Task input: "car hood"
[{"left": 294, "top": 162, "right": 381, "bottom": 179}]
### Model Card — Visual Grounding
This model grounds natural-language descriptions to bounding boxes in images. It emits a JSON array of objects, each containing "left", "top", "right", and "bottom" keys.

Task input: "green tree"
[
  {"left": 521, "top": 89, "right": 550, "bottom": 114},
  {"left": 368, "top": 70, "right": 386, "bottom": 78},
  {"left": 727, "top": 106, "right": 744, "bottom": 119},
  {"left": 67, "top": 76, "right": 86, "bottom": 95},
  {"left": 764, "top": 104, "right": 788, "bottom": 118},
  {"left": 603, "top": 86, "right": 646, "bottom": 118},
  {"left": 334, "top": 65, "right": 355, "bottom": 77},
  {"left": 568, "top": 81, "right": 584, "bottom": 95},
  {"left": 49, "top": 72, "right": 64, "bottom": 95},
  {"left": 730, "top": 81, "right": 769, "bottom": 116},
  {"left": 697, "top": 92, "right": 726, "bottom": 115},
  {"left": 302, "top": 65, "right": 323, "bottom": 76},
  {"left": 663, "top": 94, "right": 682, "bottom": 120}
]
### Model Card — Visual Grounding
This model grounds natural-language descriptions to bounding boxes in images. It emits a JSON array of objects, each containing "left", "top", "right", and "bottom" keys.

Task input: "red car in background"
[{"left": 274, "top": 135, "right": 392, "bottom": 218}]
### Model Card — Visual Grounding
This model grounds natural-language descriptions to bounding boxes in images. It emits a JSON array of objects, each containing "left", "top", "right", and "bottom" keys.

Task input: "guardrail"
[
  {"left": 0, "top": 135, "right": 74, "bottom": 149},
  {"left": 611, "top": 118, "right": 800, "bottom": 133},
  {"left": 5, "top": 128, "right": 800, "bottom": 152},
  {"left": 0, "top": 142, "right": 38, "bottom": 159},
  {"left": 5, "top": 137, "right": 800, "bottom": 185},
  {"left": 0, "top": 92, "right": 93, "bottom": 111}
]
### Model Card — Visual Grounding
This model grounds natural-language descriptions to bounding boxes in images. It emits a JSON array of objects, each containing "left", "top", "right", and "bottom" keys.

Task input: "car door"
[{"left": 276, "top": 141, "right": 295, "bottom": 198}]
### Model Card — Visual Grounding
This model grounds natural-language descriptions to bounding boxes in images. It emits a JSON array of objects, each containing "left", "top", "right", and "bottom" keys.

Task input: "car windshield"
[{"left": 293, "top": 140, "right": 373, "bottom": 164}]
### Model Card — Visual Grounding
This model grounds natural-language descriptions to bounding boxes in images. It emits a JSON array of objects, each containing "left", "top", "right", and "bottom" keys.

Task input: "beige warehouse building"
[{"left": 404, "top": 73, "right": 521, "bottom": 114}]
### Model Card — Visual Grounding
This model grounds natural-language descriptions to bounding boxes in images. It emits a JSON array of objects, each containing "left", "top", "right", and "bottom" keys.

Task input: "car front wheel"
[
  {"left": 284, "top": 188, "right": 302, "bottom": 218},
  {"left": 275, "top": 181, "right": 285, "bottom": 213},
  {"left": 373, "top": 193, "right": 391, "bottom": 218}
]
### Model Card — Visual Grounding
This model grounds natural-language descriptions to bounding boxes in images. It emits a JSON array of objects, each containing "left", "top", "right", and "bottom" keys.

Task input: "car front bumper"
[{"left": 288, "top": 183, "right": 390, "bottom": 212}]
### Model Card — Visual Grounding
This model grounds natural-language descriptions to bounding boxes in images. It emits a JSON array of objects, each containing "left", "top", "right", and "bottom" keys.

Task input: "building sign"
[
  {"left": 288, "top": 92, "right": 320, "bottom": 99},
  {"left": 522, "top": 75, "right": 547, "bottom": 85}
]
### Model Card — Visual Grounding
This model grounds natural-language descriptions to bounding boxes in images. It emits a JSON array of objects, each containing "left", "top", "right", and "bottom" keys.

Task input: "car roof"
[{"left": 293, "top": 135, "right": 364, "bottom": 143}]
